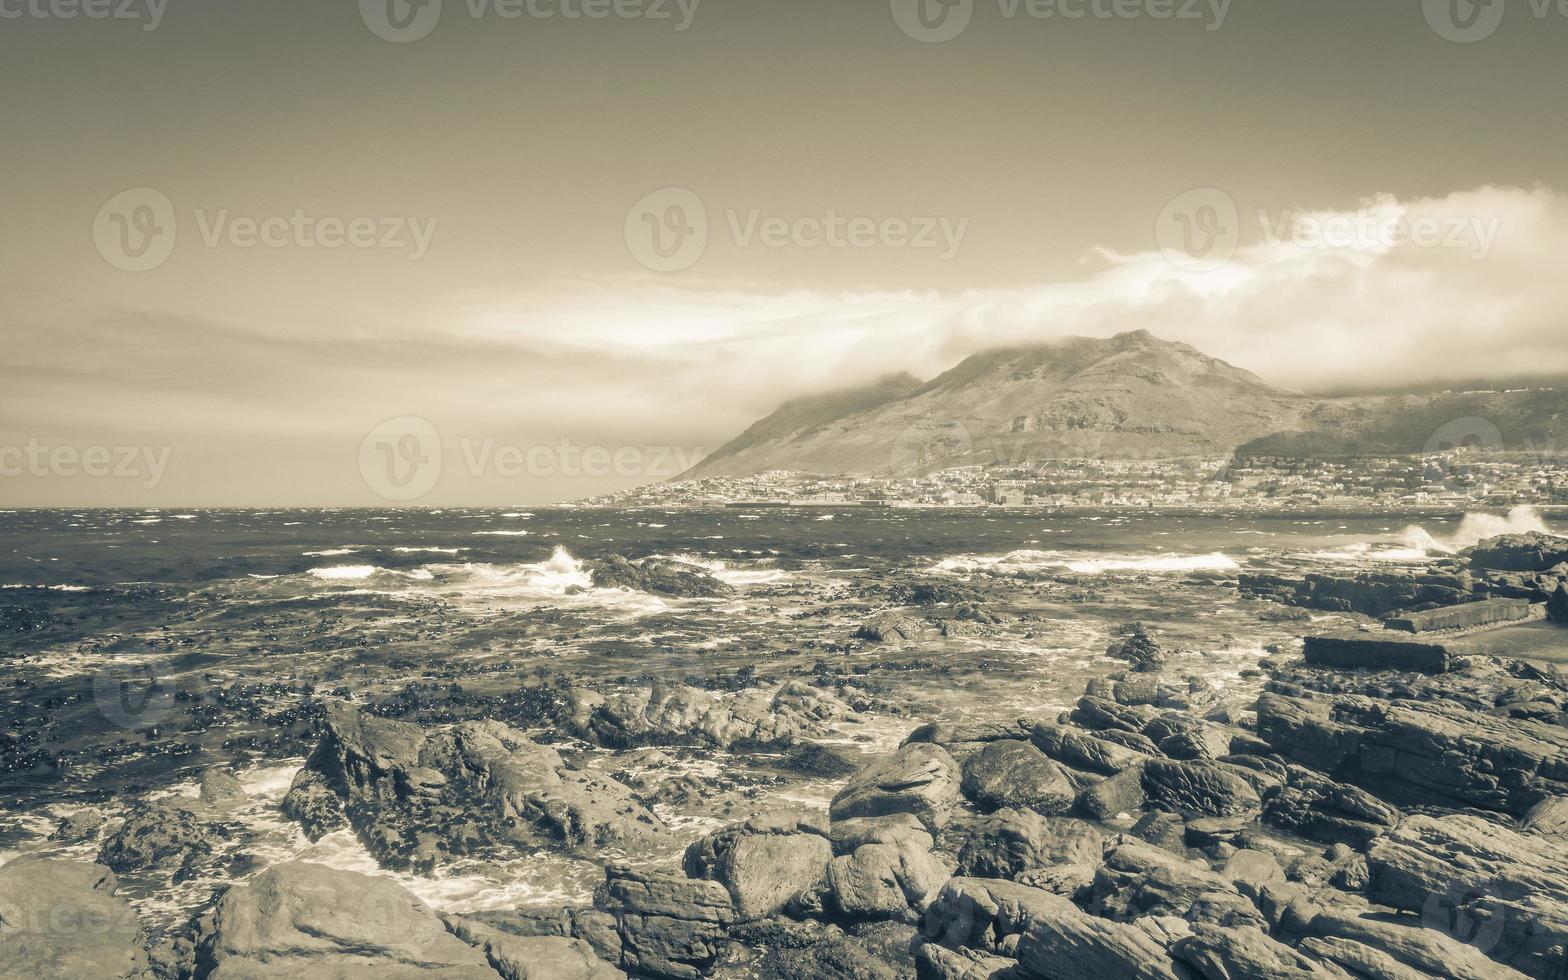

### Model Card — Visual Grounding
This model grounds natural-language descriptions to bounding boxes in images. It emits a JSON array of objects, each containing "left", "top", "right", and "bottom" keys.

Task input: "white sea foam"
[
  {"left": 302, "top": 548, "right": 359, "bottom": 557},
  {"left": 307, "top": 565, "right": 379, "bottom": 580},
  {"left": 933, "top": 549, "right": 1239, "bottom": 576},
  {"left": 472, "top": 530, "right": 530, "bottom": 537},
  {"left": 1401, "top": 505, "right": 1550, "bottom": 554},
  {"left": 657, "top": 553, "right": 790, "bottom": 586}
]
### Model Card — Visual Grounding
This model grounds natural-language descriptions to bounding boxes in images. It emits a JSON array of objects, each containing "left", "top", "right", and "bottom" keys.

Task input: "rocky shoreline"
[{"left": 5, "top": 533, "right": 1568, "bottom": 979}]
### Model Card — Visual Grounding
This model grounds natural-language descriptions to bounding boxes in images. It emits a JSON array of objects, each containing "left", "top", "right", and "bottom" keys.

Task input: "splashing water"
[{"left": 1401, "top": 505, "right": 1550, "bottom": 554}]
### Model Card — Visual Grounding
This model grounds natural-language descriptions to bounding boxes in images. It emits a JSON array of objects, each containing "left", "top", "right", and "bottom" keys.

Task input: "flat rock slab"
[
  {"left": 1304, "top": 633, "right": 1452, "bottom": 674},
  {"left": 1384, "top": 598, "right": 1537, "bottom": 634}
]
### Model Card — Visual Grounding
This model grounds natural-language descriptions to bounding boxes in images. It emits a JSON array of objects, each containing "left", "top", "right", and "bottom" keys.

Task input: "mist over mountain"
[{"left": 686, "top": 331, "right": 1565, "bottom": 478}]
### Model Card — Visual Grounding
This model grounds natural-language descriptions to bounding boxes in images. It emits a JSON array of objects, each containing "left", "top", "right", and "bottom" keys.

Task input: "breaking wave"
[
  {"left": 1401, "top": 505, "right": 1549, "bottom": 554},
  {"left": 934, "top": 550, "right": 1239, "bottom": 576}
]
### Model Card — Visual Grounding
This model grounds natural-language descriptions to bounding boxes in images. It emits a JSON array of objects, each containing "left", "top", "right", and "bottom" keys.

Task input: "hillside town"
[{"left": 585, "top": 451, "right": 1568, "bottom": 511}]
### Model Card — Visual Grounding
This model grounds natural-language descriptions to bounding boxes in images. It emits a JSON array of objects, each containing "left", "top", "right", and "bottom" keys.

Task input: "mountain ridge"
[{"left": 684, "top": 331, "right": 1566, "bottom": 478}]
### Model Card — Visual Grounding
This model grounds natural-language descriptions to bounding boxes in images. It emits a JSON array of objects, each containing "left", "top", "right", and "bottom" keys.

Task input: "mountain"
[
  {"left": 685, "top": 331, "right": 1568, "bottom": 478},
  {"left": 687, "top": 331, "right": 1314, "bottom": 478}
]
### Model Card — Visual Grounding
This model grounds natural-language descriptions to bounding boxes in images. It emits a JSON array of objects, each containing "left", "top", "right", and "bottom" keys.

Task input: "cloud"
[{"left": 5, "top": 184, "right": 1564, "bottom": 504}]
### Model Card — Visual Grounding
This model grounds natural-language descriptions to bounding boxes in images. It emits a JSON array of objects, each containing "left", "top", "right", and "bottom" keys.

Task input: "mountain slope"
[
  {"left": 686, "top": 331, "right": 1316, "bottom": 478},
  {"left": 686, "top": 372, "right": 923, "bottom": 478}
]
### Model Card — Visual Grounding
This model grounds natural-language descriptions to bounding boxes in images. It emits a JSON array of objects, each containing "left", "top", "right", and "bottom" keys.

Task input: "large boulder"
[
  {"left": 0, "top": 857, "right": 147, "bottom": 979},
  {"left": 1262, "top": 767, "right": 1402, "bottom": 848},
  {"left": 1363, "top": 814, "right": 1568, "bottom": 977},
  {"left": 955, "top": 808, "right": 1103, "bottom": 882},
  {"left": 922, "top": 877, "right": 1075, "bottom": 953},
  {"left": 1013, "top": 890, "right": 1185, "bottom": 980},
  {"left": 193, "top": 861, "right": 497, "bottom": 978},
  {"left": 827, "top": 839, "right": 952, "bottom": 922},
  {"left": 284, "top": 704, "right": 666, "bottom": 872},
  {"left": 1030, "top": 723, "right": 1151, "bottom": 775},
  {"left": 585, "top": 555, "right": 734, "bottom": 598},
  {"left": 1088, "top": 841, "right": 1264, "bottom": 930},
  {"left": 445, "top": 915, "right": 623, "bottom": 980},
  {"left": 1467, "top": 533, "right": 1568, "bottom": 572},
  {"left": 1548, "top": 582, "right": 1568, "bottom": 623},
  {"left": 960, "top": 739, "right": 1076, "bottom": 815},
  {"left": 601, "top": 863, "right": 734, "bottom": 980},
  {"left": 566, "top": 681, "right": 851, "bottom": 749},
  {"left": 682, "top": 811, "right": 832, "bottom": 921},
  {"left": 96, "top": 803, "right": 215, "bottom": 877},
  {"left": 1140, "top": 759, "right": 1261, "bottom": 818},
  {"left": 831, "top": 743, "right": 961, "bottom": 832},
  {"left": 1256, "top": 691, "right": 1568, "bottom": 817},
  {"left": 1107, "top": 623, "right": 1168, "bottom": 673},
  {"left": 1171, "top": 923, "right": 1343, "bottom": 979},
  {"left": 1302, "top": 909, "right": 1532, "bottom": 980}
]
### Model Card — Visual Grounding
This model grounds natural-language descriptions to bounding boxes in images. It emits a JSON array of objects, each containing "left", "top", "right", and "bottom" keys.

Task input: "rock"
[
  {"left": 1030, "top": 723, "right": 1150, "bottom": 775},
  {"left": 200, "top": 767, "right": 248, "bottom": 806},
  {"left": 193, "top": 861, "right": 497, "bottom": 978},
  {"left": 855, "top": 611, "right": 936, "bottom": 643},
  {"left": 683, "top": 816, "right": 832, "bottom": 921},
  {"left": 1304, "top": 909, "right": 1533, "bottom": 980},
  {"left": 1013, "top": 889, "right": 1184, "bottom": 980},
  {"left": 1108, "top": 623, "right": 1169, "bottom": 673},
  {"left": 0, "top": 857, "right": 147, "bottom": 979},
  {"left": 1221, "top": 850, "right": 1285, "bottom": 888},
  {"left": 1296, "top": 936, "right": 1435, "bottom": 980},
  {"left": 922, "top": 877, "right": 1073, "bottom": 953},
  {"left": 960, "top": 739, "right": 1076, "bottom": 815},
  {"left": 96, "top": 803, "right": 214, "bottom": 877},
  {"left": 1262, "top": 767, "right": 1402, "bottom": 848},
  {"left": 602, "top": 863, "right": 734, "bottom": 980},
  {"left": 566, "top": 681, "right": 851, "bottom": 750},
  {"left": 1467, "top": 532, "right": 1568, "bottom": 572},
  {"left": 828, "top": 839, "right": 951, "bottom": 921},
  {"left": 955, "top": 808, "right": 1103, "bottom": 881},
  {"left": 1171, "top": 923, "right": 1343, "bottom": 979},
  {"left": 288, "top": 703, "right": 666, "bottom": 871},
  {"left": 1549, "top": 583, "right": 1568, "bottom": 622},
  {"left": 1140, "top": 759, "right": 1261, "bottom": 818},
  {"left": 753, "top": 920, "right": 917, "bottom": 979},
  {"left": 1523, "top": 797, "right": 1568, "bottom": 837},
  {"left": 1363, "top": 814, "right": 1568, "bottom": 976},
  {"left": 1088, "top": 840, "right": 1264, "bottom": 929},
  {"left": 1131, "top": 811, "right": 1188, "bottom": 853},
  {"left": 585, "top": 554, "right": 735, "bottom": 598},
  {"left": 1070, "top": 696, "right": 1160, "bottom": 735},
  {"left": 456, "top": 907, "right": 622, "bottom": 967},
  {"left": 280, "top": 766, "right": 347, "bottom": 840},
  {"left": 49, "top": 809, "right": 105, "bottom": 842},
  {"left": 914, "top": 941, "right": 1018, "bottom": 980},
  {"left": 1383, "top": 598, "right": 1535, "bottom": 634},
  {"left": 1076, "top": 765, "right": 1148, "bottom": 821},
  {"left": 445, "top": 915, "right": 624, "bottom": 980},
  {"left": 1303, "top": 633, "right": 1452, "bottom": 674},
  {"left": 831, "top": 743, "right": 961, "bottom": 832},
  {"left": 1256, "top": 691, "right": 1568, "bottom": 817},
  {"left": 1239, "top": 569, "right": 1476, "bottom": 617},
  {"left": 829, "top": 813, "right": 933, "bottom": 855}
]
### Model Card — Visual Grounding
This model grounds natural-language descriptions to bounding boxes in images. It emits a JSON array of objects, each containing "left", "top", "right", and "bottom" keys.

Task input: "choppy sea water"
[{"left": 0, "top": 505, "right": 1557, "bottom": 930}]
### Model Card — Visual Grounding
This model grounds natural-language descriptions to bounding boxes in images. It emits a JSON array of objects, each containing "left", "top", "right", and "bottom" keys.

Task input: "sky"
[{"left": 1, "top": 0, "right": 1565, "bottom": 506}]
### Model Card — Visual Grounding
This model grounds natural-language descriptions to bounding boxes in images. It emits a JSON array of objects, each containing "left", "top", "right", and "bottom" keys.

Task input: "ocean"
[{"left": 0, "top": 505, "right": 1558, "bottom": 932}]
